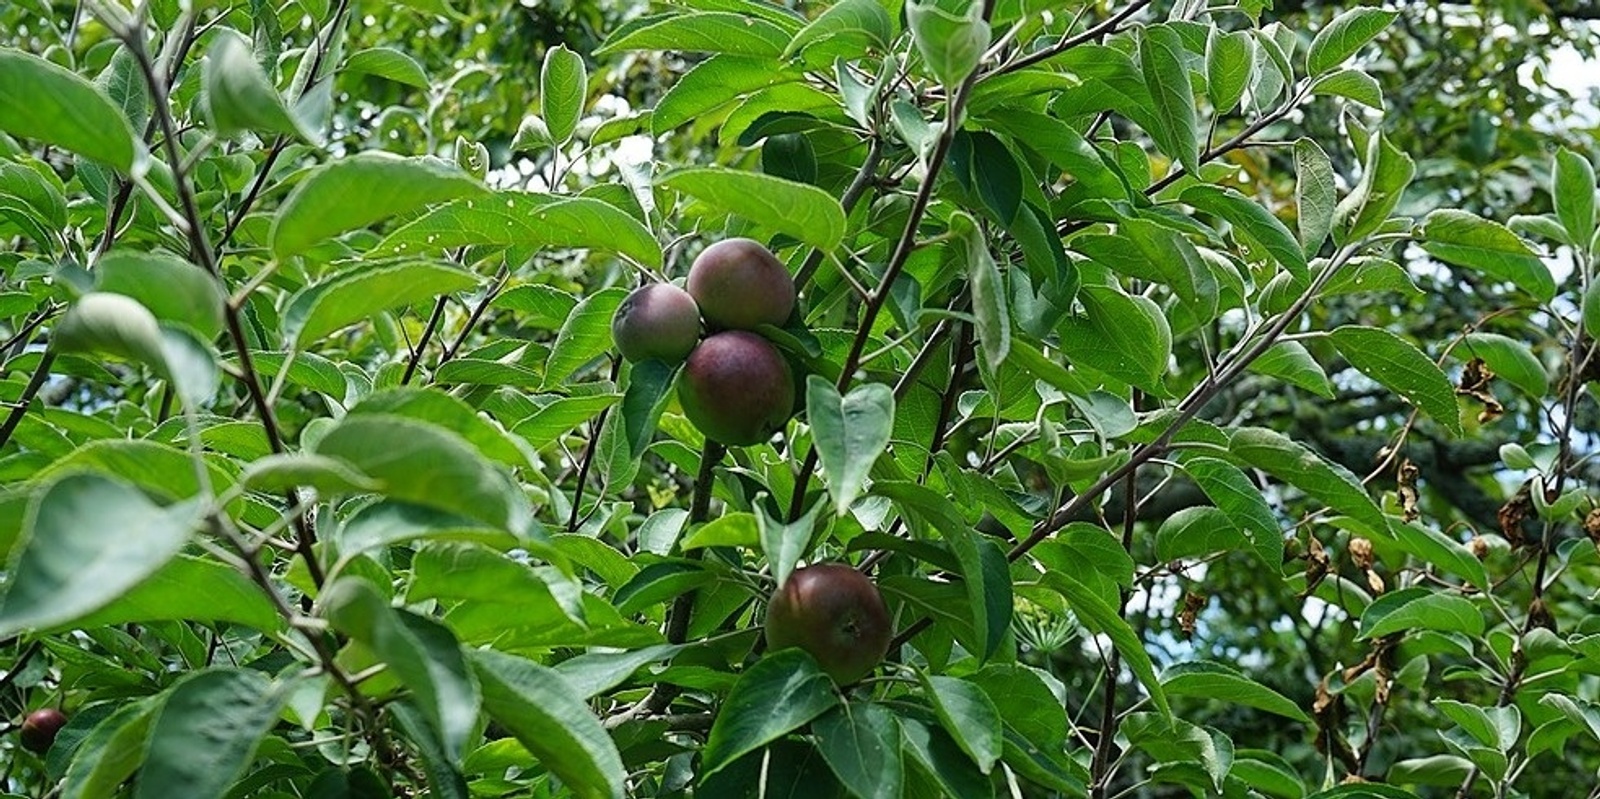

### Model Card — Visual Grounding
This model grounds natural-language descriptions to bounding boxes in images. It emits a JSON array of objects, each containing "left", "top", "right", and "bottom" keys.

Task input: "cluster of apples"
[{"left": 611, "top": 238, "right": 798, "bottom": 447}]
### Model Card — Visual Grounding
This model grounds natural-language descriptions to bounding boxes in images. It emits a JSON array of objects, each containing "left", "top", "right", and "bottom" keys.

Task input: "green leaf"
[
  {"left": 1206, "top": 28, "right": 1254, "bottom": 113},
  {"left": 1182, "top": 184, "right": 1309, "bottom": 281},
  {"left": 0, "top": 474, "right": 198, "bottom": 638},
  {"left": 813, "top": 703, "right": 903, "bottom": 799},
  {"left": 1310, "top": 68, "right": 1383, "bottom": 109},
  {"left": 242, "top": 453, "right": 380, "bottom": 494},
  {"left": 313, "top": 414, "right": 532, "bottom": 534},
  {"left": 1140, "top": 24, "right": 1200, "bottom": 177},
  {"left": 1357, "top": 587, "right": 1483, "bottom": 640},
  {"left": 1305, "top": 784, "right": 1420, "bottom": 799},
  {"left": 0, "top": 47, "right": 140, "bottom": 171},
  {"left": 512, "top": 394, "right": 624, "bottom": 448},
  {"left": 1182, "top": 457, "right": 1283, "bottom": 569},
  {"left": 63, "top": 555, "right": 282, "bottom": 633},
  {"left": 1230, "top": 427, "right": 1388, "bottom": 536},
  {"left": 203, "top": 29, "right": 312, "bottom": 142},
  {"left": 390, "top": 702, "right": 471, "bottom": 799},
  {"left": 1419, "top": 209, "right": 1555, "bottom": 302},
  {"left": 543, "top": 287, "right": 625, "bottom": 389},
  {"left": 345, "top": 47, "right": 430, "bottom": 88},
  {"left": 601, "top": 12, "right": 789, "bottom": 58},
  {"left": 1056, "top": 285, "right": 1172, "bottom": 395},
  {"left": 1155, "top": 507, "right": 1247, "bottom": 561},
  {"left": 982, "top": 110, "right": 1132, "bottom": 202},
  {"left": 285, "top": 261, "right": 479, "bottom": 347},
  {"left": 1122, "top": 713, "right": 1230, "bottom": 791},
  {"left": 1037, "top": 568, "right": 1169, "bottom": 716},
  {"left": 94, "top": 250, "right": 225, "bottom": 341},
  {"left": 1554, "top": 148, "right": 1596, "bottom": 252},
  {"left": 898, "top": 715, "right": 995, "bottom": 798},
  {"left": 1584, "top": 280, "right": 1600, "bottom": 340},
  {"left": 1460, "top": 332, "right": 1548, "bottom": 398},
  {"left": 1076, "top": 220, "right": 1217, "bottom": 324},
  {"left": 472, "top": 649, "right": 627, "bottom": 799},
  {"left": 920, "top": 674, "right": 1003, "bottom": 774},
  {"left": 906, "top": 0, "right": 989, "bottom": 89},
  {"left": 1295, "top": 138, "right": 1336, "bottom": 253},
  {"left": 682, "top": 512, "right": 759, "bottom": 550},
  {"left": 60, "top": 699, "right": 159, "bottom": 799},
  {"left": 758, "top": 501, "right": 823, "bottom": 591},
  {"left": 270, "top": 152, "right": 485, "bottom": 258},
  {"left": 541, "top": 45, "right": 586, "bottom": 145},
  {"left": 325, "top": 577, "right": 480, "bottom": 760},
  {"left": 701, "top": 649, "right": 839, "bottom": 778},
  {"left": 955, "top": 216, "right": 1010, "bottom": 369},
  {"left": 1328, "top": 326, "right": 1461, "bottom": 435},
  {"left": 784, "top": 0, "right": 892, "bottom": 61},
  {"left": 875, "top": 481, "right": 1007, "bottom": 661},
  {"left": 1250, "top": 341, "right": 1335, "bottom": 398},
  {"left": 53, "top": 291, "right": 168, "bottom": 376},
  {"left": 807, "top": 376, "right": 894, "bottom": 517},
  {"left": 1383, "top": 521, "right": 1489, "bottom": 593},
  {"left": 1306, "top": 8, "right": 1398, "bottom": 75},
  {"left": 651, "top": 55, "right": 804, "bottom": 134},
  {"left": 377, "top": 193, "right": 661, "bottom": 268},
  {"left": 661, "top": 167, "right": 845, "bottom": 250},
  {"left": 136, "top": 669, "right": 289, "bottom": 799},
  {"left": 1162, "top": 661, "right": 1309, "bottom": 722},
  {"left": 1334, "top": 130, "right": 1413, "bottom": 244}
]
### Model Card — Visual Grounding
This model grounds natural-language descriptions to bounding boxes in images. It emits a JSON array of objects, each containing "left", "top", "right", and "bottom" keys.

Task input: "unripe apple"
[
  {"left": 19, "top": 708, "right": 66, "bottom": 755},
  {"left": 764, "top": 563, "right": 892, "bottom": 685},
  {"left": 686, "top": 238, "right": 795, "bottom": 331},
  {"left": 677, "top": 330, "right": 795, "bottom": 446},
  {"left": 611, "top": 283, "right": 701, "bottom": 364}
]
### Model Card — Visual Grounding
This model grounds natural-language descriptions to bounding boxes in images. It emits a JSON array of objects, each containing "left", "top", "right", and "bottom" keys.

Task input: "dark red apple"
[
  {"left": 765, "top": 563, "right": 892, "bottom": 685},
  {"left": 686, "top": 238, "right": 795, "bottom": 331},
  {"left": 677, "top": 330, "right": 794, "bottom": 446},
  {"left": 612, "top": 283, "right": 701, "bottom": 364},
  {"left": 19, "top": 708, "right": 66, "bottom": 755}
]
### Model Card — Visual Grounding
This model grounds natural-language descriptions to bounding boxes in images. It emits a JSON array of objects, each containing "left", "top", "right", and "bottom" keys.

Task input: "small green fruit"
[
  {"left": 611, "top": 283, "right": 701, "bottom": 364},
  {"left": 677, "top": 330, "right": 794, "bottom": 446},
  {"left": 764, "top": 563, "right": 892, "bottom": 685},
  {"left": 686, "top": 238, "right": 795, "bottom": 331}
]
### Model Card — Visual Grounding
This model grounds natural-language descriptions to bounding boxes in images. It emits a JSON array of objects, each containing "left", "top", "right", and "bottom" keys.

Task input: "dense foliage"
[{"left": 0, "top": 0, "right": 1597, "bottom": 797}]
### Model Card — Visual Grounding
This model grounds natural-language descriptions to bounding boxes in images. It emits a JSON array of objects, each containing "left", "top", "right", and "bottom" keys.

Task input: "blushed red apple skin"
[
  {"left": 686, "top": 238, "right": 795, "bottom": 331},
  {"left": 19, "top": 708, "right": 66, "bottom": 755},
  {"left": 677, "top": 330, "right": 795, "bottom": 446},
  {"left": 612, "top": 283, "right": 701, "bottom": 364},
  {"left": 764, "top": 563, "right": 892, "bottom": 685}
]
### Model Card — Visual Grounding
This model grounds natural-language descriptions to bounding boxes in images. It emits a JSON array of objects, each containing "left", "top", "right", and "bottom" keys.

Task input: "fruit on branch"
[
  {"left": 678, "top": 330, "right": 795, "bottom": 446},
  {"left": 686, "top": 238, "right": 795, "bottom": 331},
  {"left": 612, "top": 283, "right": 701, "bottom": 364},
  {"left": 764, "top": 563, "right": 892, "bottom": 685},
  {"left": 19, "top": 708, "right": 67, "bottom": 755}
]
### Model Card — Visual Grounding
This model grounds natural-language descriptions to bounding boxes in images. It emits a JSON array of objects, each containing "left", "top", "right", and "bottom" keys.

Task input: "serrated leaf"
[
  {"left": 1182, "top": 184, "right": 1309, "bottom": 280},
  {"left": 136, "top": 669, "right": 290, "bottom": 799},
  {"left": 543, "top": 287, "right": 625, "bottom": 389},
  {"left": 701, "top": 649, "right": 839, "bottom": 778},
  {"left": 813, "top": 702, "right": 902, "bottom": 799},
  {"left": 542, "top": 45, "right": 586, "bottom": 145},
  {"left": 270, "top": 152, "right": 485, "bottom": 258},
  {"left": 203, "top": 29, "right": 312, "bottom": 141},
  {"left": 601, "top": 12, "right": 789, "bottom": 58},
  {"left": 1553, "top": 148, "right": 1596, "bottom": 255},
  {"left": 1329, "top": 326, "right": 1461, "bottom": 435},
  {"left": 807, "top": 376, "right": 894, "bottom": 517},
  {"left": 0, "top": 47, "right": 140, "bottom": 171},
  {"left": 284, "top": 261, "right": 479, "bottom": 347},
  {"left": 1206, "top": 27, "right": 1254, "bottom": 113},
  {"left": 1307, "top": 8, "right": 1398, "bottom": 75},
  {"left": 785, "top": 0, "right": 892, "bottom": 60},
  {"left": 920, "top": 674, "right": 1003, "bottom": 774},
  {"left": 906, "top": 0, "right": 989, "bottom": 89},
  {"left": 1310, "top": 68, "right": 1383, "bottom": 109},
  {"left": 1230, "top": 427, "right": 1388, "bottom": 536},
  {"left": 1250, "top": 341, "right": 1335, "bottom": 398},
  {"left": 377, "top": 192, "right": 661, "bottom": 267},
  {"left": 345, "top": 47, "right": 430, "bottom": 88},
  {"left": 325, "top": 578, "right": 480, "bottom": 760},
  {"left": 0, "top": 474, "right": 198, "bottom": 638},
  {"left": 1162, "top": 661, "right": 1309, "bottom": 722},
  {"left": 1056, "top": 285, "right": 1172, "bottom": 395},
  {"left": 1460, "top": 332, "right": 1548, "bottom": 398},
  {"left": 1419, "top": 209, "right": 1555, "bottom": 301},
  {"left": 1037, "top": 568, "right": 1169, "bottom": 716},
  {"left": 1357, "top": 587, "right": 1482, "bottom": 640},
  {"left": 94, "top": 250, "right": 225, "bottom": 341},
  {"left": 1334, "top": 130, "right": 1413, "bottom": 244},
  {"left": 1141, "top": 24, "right": 1200, "bottom": 177},
  {"left": 472, "top": 649, "right": 626, "bottom": 799},
  {"left": 661, "top": 167, "right": 845, "bottom": 250},
  {"left": 1183, "top": 457, "right": 1283, "bottom": 568}
]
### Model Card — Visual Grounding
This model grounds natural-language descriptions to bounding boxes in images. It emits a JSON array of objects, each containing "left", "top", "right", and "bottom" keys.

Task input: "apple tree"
[{"left": 0, "top": 0, "right": 1597, "bottom": 797}]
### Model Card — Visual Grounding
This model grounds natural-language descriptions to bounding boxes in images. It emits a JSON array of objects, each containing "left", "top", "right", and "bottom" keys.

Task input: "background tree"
[{"left": 0, "top": 1, "right": 1597, "bottom": 798}]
